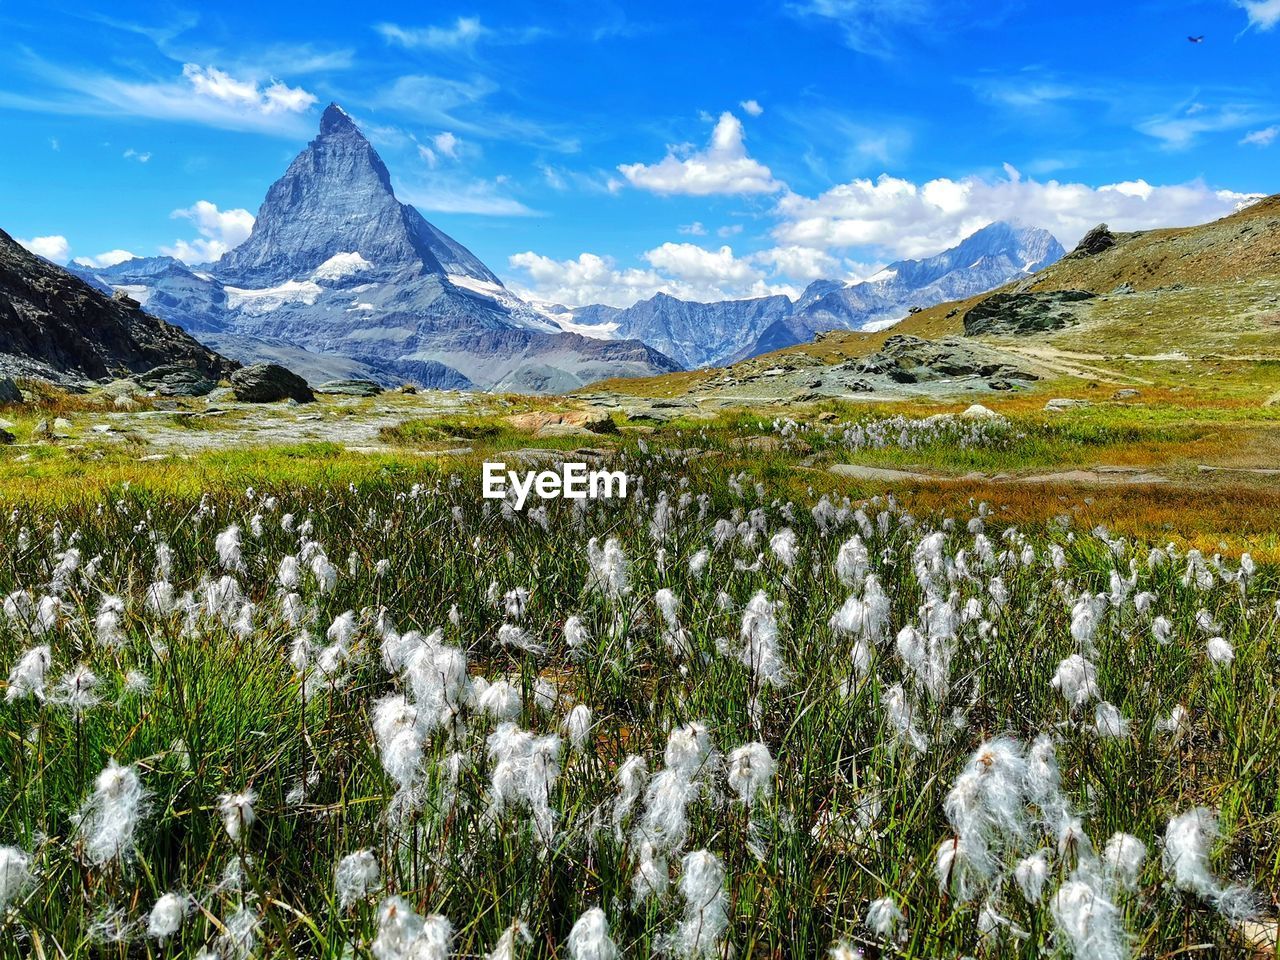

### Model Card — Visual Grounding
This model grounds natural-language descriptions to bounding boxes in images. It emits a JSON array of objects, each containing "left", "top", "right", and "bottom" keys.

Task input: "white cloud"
[
  {"left": 433, "top": 131, "right": 460, "bottom": 158},
  {"left": 678, "top": 222, "right": 708, "bottom": 236},
  {"left": 508, "top": 242, "right": 798, "bottom": 307},
  {"left": 718, "top": 224, "right": 744, "bottom": 237},
  {"left": 162, "top": 200, "right": 255, "bottom": 263},
  {"left": 16, "top": 235, "right": 71, "bottom": 263},
  {"left": 400, "top": 179, "right": 536, "bottom": 217},
  {"left": 618, "top": 112, "right": 781, "bottom": 196},
  {"left": 123, "top": 148, "right": 151, "bottom": 163},
  {"left": 790, "top": 0, "right": 931, "bottom": 56},
  {"left": 181, "top": 64, "right": 315, "bottom": 115},
  {"left": 773, "top": 169, "right": 1261, "bottom": 258},
  {"left": 73, "top": 249, "right": 138, "bottom": 268},
  {"left": 740, "top": 99, "right": 764, "bottom": 117},
  {"left": 754, "top": 245, "right": 841, "bottom": 282},
  {"left": 1138, "top": 103, "right": 1267, "bottom": 149},
  {"left": 1236, "top": 0, "right": 1280, "bottom": 30},
  {"left": 1, "top": 58, "right": 317, "bottom": 136},
  {"left": 1241, "top": 125, "right": 1280, "bottom": 146},
  {"left": 376, "top": 17, "right": 489, "bottom": 49}
]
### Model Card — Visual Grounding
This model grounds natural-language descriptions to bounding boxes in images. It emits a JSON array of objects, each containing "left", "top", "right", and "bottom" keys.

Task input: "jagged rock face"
[
  {"left": 218, "top": 105, "right": 497, "bottom": 286},
  {"left": 1069, "top": 224, "right": 1117, "bottom": 259},
  {"left": 857, "top": 335, "right": 1039, "bottom": 384},
  {"left": 0, "top": 229, "right": 235, "bottom": 384},
  {"left": 231, "top": 363, "right": 316, "bottom": 403}
]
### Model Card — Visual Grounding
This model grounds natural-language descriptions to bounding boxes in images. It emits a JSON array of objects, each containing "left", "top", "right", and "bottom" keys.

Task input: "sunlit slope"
[{"left": 588, "top": 196, "right": 1280, "bottom": 399}]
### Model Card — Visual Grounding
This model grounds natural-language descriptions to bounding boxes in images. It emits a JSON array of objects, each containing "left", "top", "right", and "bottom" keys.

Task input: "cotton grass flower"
[
  {"left": 564, "top": 704, "right": 593, "bottom": 752},
  {"left": 740, "top": 590, "right": 788, "bottom": 688},
  {"left": 147, "top": 892, "right": 189, "bottom": 940},
  {"left": 0, "top": 846, "right": 33, "bottom": 911},
  {"left": 1050, "top": 879, "right": 1128, "bottom": 960},
  {"left": 74, "top": 760, "right": 146, "bottom": 866},
  {"left": 372, "top": 897, "right": 452, "bottom": 960},
  {"left": 5, "top": 645, "right": 51, "bottom": 702},
  {"left": 218, "top": 789, "right": 257, "bottom": 842},
  {"left": 1163, "top": 808, "right": 1257, "bottom": 918},
  {"left": 1102, "top": 832, "right": 1146, "bottom": 890},
  {"left": 866, "top": 897, "right": 904, "bottom": 942},
  {"left": 335, "top": 849, "right": 381, "bottom": 909},
  {"left": 1206, "top": 636, "right": 1234, "bottom": 667},
  {"left": 673, "top": 850, "right": 729, "bottom": 958},
  {"left": 726, "top": 741, "right": 774, "bottom": 807},
  {"left": 1051, "top": 654, "right": 1100, "bottom": 709},
  {"left": 487, "top": 920, "right": 532, "bottom": 960},
  {"left": 567, "top": 906, "right": 618, "bottom": 960}
]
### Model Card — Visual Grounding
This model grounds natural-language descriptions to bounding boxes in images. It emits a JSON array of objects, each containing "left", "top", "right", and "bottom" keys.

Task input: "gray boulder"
[
  {"left": 316, "top": 379, "right": 384, "bottom": 397},
  {"left": 155, "top": 370, "right": 217, "bottom": 397},
  {"left": 231, "top": 363, "right": 315, "bottom": 403},
  {"left": 0, "top": 377, "right": 21, "bottom": 404}
]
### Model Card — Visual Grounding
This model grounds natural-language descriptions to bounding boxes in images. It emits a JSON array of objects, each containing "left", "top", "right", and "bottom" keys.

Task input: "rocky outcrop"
[
  {"left": 231, "top": 363, "right": 315, "bottom": 403},
  {"left": 963, "top": 290, "right": 1095, "bottom": 336},
  {"left": 0, "top": 228, "right": 237, "bottom": 384},
  {"left": 858, "top": 335, "right": 1038, "bottom": 384},
  {"left": 1068, "top": 224, "right": 1116, "bottom": 259}
]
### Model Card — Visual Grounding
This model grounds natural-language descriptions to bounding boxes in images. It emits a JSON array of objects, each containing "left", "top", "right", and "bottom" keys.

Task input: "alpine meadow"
[{"left": 2, "top": 1, "right": 1280, "bottom": 958}]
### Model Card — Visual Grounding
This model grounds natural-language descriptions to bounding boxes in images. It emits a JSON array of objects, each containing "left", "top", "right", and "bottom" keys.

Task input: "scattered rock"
[
  {"left": 316, "top": 379, "right": 384, "bottom": 397},
  {"left": 1112, "top": 388, "right": 1141, "bottom": 399},
  {"left": 111, "top": 288, "right": 141, "bottom": 309},
  {"left": 113, "top": 394, "right": 139, "bottom": 411},
  {"left": 155, "top": 370, "right": 217, "bottom": 398},
  {"left": 960, "top": 404, "right": 999, "bottom": 419},
  {"left": 508, "top": 410, "right": 619, "bottom": 438},
  {"left": 1069, "top": 223, "right": 1117, "bottom": 258},
  {"left": 398, "top": 384, "right": 418, "bottom": 394},
  {"left": 817, "top": 411, "right": 839, "bottom": 423},
  {"left": 1019, "top": 469, "right": 1166, "bottom": 485},
  {"left": 1044, "top": 398, "right": 1091, "bottom": 412},
  {"left": 31, "top": 419, "right": 50, "bottom": 438},
  {"left": 230, "top": 363, "right": 315, "bottom": 403},
  {"left": 0, "top": 427, "right": 14, "bottom": 444},
  {"left": 963, "top": 290, "right": 1095, "bottom": 336},
  {"left": 830, "top": 464, "right": 935, "bottom": 483},
  {"left": 1110, "top": 282, "right": 1135, "bottom": 295},
  {"left": 0, "top": 377, "right": 21, "bottom": 404},
  {"left": 53, "top": 417, "right": 72, "bottom": 432}
]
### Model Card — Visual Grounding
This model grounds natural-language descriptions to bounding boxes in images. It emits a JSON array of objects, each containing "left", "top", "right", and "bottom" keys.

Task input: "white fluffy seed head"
[
  {"left": 726, "top": 741, "right": 775, "bottom": 806},
  {"left": 218, "top": 789, "right": 256, "bottom": 842},
  {"left": 1102, "top": 832, "right": 1146, "bottom": 889},
  {"left": 147, "top": 892, "right": 188, "bottom": 940},
  {"left": 0, "top": 845, "right": 33, "bottom": 910},
  {"left": 335, "top": 849, "right": 381, "bottom": 909},
  {"left": 567, "top": 906, "right": 618, "bottom": 960}
]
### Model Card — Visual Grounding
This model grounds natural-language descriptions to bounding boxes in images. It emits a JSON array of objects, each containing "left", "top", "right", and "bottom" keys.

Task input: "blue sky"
[{"left": 1, "top": 0, "right": 1277, "bottom": 306}]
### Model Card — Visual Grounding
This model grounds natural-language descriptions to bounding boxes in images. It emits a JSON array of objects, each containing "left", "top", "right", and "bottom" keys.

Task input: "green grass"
[{"left": 0, "top": 446, "right": 1276, "bottom": 958}]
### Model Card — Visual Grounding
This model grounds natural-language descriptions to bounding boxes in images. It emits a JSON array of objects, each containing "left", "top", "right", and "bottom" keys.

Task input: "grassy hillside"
[{"left": 588, "top": 196, "right": 1280, "bottom": 402}]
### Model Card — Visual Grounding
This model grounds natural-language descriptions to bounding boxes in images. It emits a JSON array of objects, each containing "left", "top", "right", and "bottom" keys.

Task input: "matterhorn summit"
[{"left": 75, "top": 104, "right": 678, "bottom": 391}]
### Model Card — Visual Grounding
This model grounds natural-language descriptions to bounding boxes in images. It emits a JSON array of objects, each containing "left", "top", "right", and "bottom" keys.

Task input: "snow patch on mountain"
[
  {"left": 313, "top": 252, "right": 373, "bottom": 282},
  {"left": 224, "top": 279, "right": 323, "bottom": 314}
]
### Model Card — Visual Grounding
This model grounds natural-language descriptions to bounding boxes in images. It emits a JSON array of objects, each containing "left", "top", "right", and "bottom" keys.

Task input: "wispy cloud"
[
  {"left": 399, "top": 177, "right": 538, "bottom": 217},
  {"left": 374, "top": 17, "right": 548, "bottom": 52},
  {"left": 0, "top": 53, "right": 317, "bottom": 136},
  {"left": 1138, "top": 102, "right": 1269, "bottom": 149},
  {"left": 1240, "top": 124, "right": 1279, "bottom": 146},
  {"left": 1235, "top": 0, "right": 1280, "bottom": 31},
  {"left": 379, "top": 74, "right": 578, "bottom": 151},
  {"left": 788, "top": 0, "right": 933, "bottom": 57}
]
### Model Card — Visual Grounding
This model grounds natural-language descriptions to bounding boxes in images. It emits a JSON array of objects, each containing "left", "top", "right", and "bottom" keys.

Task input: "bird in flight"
[{"left": 1188, "top": 35, "right": 1205, "bottom": 43}]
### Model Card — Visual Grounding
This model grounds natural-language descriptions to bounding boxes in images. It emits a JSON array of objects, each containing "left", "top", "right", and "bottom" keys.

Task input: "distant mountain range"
[
  {"left": 552, "top": 221, "right": 1064, "bottom": 369},
  {"left": 59, "top": 103, "right": 1065, "bottom": 390}
]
